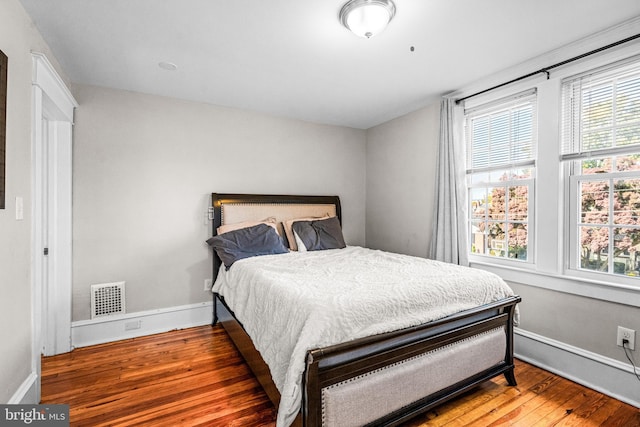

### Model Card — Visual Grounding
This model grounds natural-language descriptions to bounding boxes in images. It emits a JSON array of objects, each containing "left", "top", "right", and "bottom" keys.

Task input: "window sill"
[{"left": 469, "top": 260, "right": 640, "bottom": 308}]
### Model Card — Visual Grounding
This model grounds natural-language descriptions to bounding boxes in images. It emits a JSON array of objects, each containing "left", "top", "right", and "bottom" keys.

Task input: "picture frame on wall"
[{"left": 0, "top": 48, "right": 6, "bottom": 209}]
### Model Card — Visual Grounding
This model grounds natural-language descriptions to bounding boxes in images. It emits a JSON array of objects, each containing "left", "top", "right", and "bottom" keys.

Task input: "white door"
[{"left": 33, "top": 103, "right": 75, "bottom": 358}]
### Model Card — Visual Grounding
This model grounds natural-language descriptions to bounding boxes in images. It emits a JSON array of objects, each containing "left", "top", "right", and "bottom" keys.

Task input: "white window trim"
[
  {"left": 465, "top": 91, "right": 537, "bottom": 266},
  {"left": 561, "top": 55, "right": 640, "bottom": 286},
  {"left": 566, "top": 163, "right": 640, "bottom": 287},
  {"left": 471, "top": 260, "right": 640, "bottom": 307}
]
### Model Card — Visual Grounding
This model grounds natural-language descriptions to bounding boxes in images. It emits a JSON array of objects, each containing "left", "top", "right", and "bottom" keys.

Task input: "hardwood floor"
[{"left": 41, "top": 325, "right": 639, "bottom": 426}]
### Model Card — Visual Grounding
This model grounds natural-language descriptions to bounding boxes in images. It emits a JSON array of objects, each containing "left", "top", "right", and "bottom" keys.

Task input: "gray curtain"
[{"left": 429, "top": 97, "right": 468, "bottom": 265}]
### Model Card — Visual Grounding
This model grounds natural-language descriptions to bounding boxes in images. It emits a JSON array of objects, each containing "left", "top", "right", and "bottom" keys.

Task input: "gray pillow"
[
  {"left": 292, "top": 216, "right": 346, "bottom": 251},
  {"left": 206, "top": 223, "right": 288, "bottom": 269}
]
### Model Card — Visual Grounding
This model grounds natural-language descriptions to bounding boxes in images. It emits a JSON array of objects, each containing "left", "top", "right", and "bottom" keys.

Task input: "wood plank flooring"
[{"left": 41, "top": 325, "right": 639, "bottom": 426}]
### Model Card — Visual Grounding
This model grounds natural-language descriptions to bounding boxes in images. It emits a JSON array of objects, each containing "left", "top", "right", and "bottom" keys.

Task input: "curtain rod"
[{"left": 455, "top": 32, "right": 640, "bottom": 105}]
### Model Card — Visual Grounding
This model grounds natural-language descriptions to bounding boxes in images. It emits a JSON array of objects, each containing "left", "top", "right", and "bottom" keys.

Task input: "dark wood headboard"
[{"left": 210, "top": 193, "right": 342, "bottom": 279}]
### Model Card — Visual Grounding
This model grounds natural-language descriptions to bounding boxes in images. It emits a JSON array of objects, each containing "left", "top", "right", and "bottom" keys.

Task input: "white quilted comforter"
[{"left": 212, "top": 246, "right": 516, "bottom": 427}]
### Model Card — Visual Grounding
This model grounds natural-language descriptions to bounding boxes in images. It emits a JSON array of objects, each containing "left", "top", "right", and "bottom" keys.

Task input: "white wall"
[
  {"left": 72, "top": 84, "right": 366, "bottom": 321},
  {"left": 0, "top": 0, "right": 68, "bottom": 403},
  {"left": 366, "top": 103, "right": 440, "bottom": 257}
]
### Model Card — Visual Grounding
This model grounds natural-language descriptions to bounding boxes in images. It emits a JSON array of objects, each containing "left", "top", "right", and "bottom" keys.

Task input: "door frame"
[{"left": 31, "top": 53, "right": 77, "bottom": 400}]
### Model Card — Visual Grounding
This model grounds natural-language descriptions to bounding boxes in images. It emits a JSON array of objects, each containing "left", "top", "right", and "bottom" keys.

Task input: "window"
[
  {"left": 465, "top": 91, "right": 537, "bottom": 262},
  {"left": 562, "top": 58, "right": 640, "bottom": 279}
]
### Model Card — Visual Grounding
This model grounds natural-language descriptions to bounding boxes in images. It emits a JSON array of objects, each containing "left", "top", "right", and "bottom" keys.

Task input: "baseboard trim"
[
  {"left": 8, "top": 372, "right": 38, "bottom": 404},
  {"left": 69, "top": 308, "right": 640, "bottom": 407},
  {"left": 71, "top": 301, "right": 213, "bottom": 348},
  {"left": 515, "top": 328, "right": 639, "bottom": 408}
]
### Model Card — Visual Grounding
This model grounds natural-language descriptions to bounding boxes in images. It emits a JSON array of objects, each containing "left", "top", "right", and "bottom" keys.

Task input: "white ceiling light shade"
[{"left": 340, "top": 0, "right": 396, "bottom": 38}]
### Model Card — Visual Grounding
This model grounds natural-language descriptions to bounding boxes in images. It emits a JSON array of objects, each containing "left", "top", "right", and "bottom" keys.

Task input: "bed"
[{"left": 207, "top": 193, "right": 520, "bottom": 427}]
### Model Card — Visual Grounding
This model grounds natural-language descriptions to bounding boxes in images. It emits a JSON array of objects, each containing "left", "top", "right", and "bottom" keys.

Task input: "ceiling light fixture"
[{"left": 339, "top": 0, "right": 396, "bottom": 39}]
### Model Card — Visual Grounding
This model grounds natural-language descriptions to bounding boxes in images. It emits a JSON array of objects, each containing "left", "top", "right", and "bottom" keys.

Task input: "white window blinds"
[
  {"left": 465, "top": 90, "right": 537, "bottom": 174},
  {"left": 561, "top": 57, "right": 640, "bottom": 160}
]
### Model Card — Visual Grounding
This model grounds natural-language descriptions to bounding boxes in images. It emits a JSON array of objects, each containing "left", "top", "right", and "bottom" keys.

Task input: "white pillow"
[{"left": 294, "top": 231, "right": 308, "bottom": 252}]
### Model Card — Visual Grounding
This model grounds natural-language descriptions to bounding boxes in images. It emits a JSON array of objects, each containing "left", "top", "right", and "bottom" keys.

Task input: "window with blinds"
[
  {"left": 465, "top": 90, "right": 537, "bottom": 262},
  {"left": 562, "top": 59, "right": 640, "bottom": 159},
  {"left": 562, "top": 57, "right": 640, "bottom": 278}
]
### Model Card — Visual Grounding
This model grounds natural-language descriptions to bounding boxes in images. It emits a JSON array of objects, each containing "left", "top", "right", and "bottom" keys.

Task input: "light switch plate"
[{"left": 15, "top": 197, "right": 24, "bottom": 220}]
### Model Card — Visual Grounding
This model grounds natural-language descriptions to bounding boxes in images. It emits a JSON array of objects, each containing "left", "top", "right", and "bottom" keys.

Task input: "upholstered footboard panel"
[{"left": 320, "top": 327, "right": 506, "bottom": 427}]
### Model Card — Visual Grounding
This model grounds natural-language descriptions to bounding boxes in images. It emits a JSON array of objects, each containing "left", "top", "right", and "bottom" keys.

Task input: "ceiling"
[{"left": 18, "top": 0, "right": 640, "bottom": 129}]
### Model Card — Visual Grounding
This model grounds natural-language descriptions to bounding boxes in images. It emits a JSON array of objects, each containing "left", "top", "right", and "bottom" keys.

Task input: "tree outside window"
[
  {"left": 469, "top": 169, "right": 531, "bottom": 261},
  {"left": 578, "top": 155, "right": 640, "bottom": 276}
]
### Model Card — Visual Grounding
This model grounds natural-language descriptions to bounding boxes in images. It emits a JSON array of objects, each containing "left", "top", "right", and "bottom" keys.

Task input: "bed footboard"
[
  {"left": 303, "top": 297, "right": 520, "bottom": 426},
  {"left": 215, "top": 293, "right": 520, "bottom": 427}
]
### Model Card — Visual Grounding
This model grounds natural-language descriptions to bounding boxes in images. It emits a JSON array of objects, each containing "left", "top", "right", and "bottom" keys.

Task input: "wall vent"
[{"left": 91, "top": 282, "right": 126, "bottom": 319}]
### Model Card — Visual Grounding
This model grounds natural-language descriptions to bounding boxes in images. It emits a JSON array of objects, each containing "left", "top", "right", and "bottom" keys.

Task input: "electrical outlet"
[
  {"left": 204, "top": 279, "right": 213, "bottom": 291},
  {"left": 125, "top": 320, "right": 141, "bottom": 331},
  {"left": 617, "top": 326, "right": 635, "bottom": 350}
]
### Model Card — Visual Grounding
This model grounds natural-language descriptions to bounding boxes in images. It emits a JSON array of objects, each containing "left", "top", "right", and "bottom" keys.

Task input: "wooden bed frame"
[{"left": 209, "top": 193, "right": 521, "bottom": 427}]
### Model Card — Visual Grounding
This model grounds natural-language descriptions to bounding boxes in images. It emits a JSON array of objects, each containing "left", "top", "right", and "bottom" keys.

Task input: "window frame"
[
  {"left": 562, "top": 57, "right": 640, "bottom": 285},
  {"left": 465, "top": 91, "right": 537, "bottom": 266},
  {"left": 567, "top": 162, "right": 640, "bottom": 285},
  {"left": 468, "top": 174, "right": 535, "bottom": 263}
]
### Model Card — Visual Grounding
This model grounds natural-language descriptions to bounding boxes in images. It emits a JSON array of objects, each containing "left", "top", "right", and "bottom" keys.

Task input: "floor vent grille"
[{"left": 91, "top": 282, "right": 125, "bottom": 319}]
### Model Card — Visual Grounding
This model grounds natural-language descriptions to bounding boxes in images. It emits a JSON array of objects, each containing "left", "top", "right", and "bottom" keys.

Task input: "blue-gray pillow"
[
  {"left": 291, "top": 216, "right": 346, "bottom": 251},
  {"left": 206, "top": 223, "right": 288, "bottom": 269}
]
